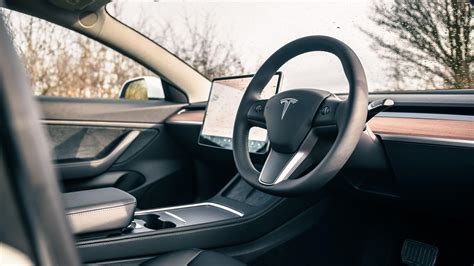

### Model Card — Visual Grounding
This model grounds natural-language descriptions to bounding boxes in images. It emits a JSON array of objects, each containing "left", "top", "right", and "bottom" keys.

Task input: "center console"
[
  {"left": 64, "top": 176, "right": 268, "bottom": 240},
  {"left": 64, "top": 188, "right": 245, "bottom": 238},
  {"left": 73, "top": 175, "right": 316, "bottom": 263},
  {"left": 132, "top": 202, "right": 243, "bottom": 233}
]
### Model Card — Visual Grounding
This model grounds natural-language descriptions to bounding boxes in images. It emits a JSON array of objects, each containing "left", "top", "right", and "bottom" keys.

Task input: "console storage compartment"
[
  {"left": 64, "top": 187, "right": 136, "bottom": 235},
  {"left": 134, "top": 214, "right": 176, "bottom": 230}
]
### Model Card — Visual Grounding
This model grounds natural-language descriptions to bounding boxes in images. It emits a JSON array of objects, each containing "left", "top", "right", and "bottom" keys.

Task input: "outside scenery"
[
  {"left": 1, "top": 7, "right": 154, "bottom": 98},
  {"left": 0, "top": 0, "right": 472, "bottom": 99}
]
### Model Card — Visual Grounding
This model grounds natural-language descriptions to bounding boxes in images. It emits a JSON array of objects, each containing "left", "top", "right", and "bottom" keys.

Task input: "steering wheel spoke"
[
  {"left": 259, "top": 129, "right": 319, "bottom": 185},
  {"left": 247, "top": 99, "right": 267, "bottom": 128},
  {"left": 313, "top": 95, "right": 343, "bottom": 130}
]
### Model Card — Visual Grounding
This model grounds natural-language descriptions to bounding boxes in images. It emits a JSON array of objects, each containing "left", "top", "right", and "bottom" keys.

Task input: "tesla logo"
[{"left": 279, "top": 98, "right": 298, "bottom": 120}]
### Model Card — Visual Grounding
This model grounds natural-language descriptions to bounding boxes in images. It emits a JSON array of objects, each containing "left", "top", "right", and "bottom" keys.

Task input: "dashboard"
[{"left": 166, "top": 91, "right": 474, "bottom": 205}]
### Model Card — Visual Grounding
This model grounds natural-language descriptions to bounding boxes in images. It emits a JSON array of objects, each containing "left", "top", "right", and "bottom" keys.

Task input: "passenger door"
[
  {"left": 41, "top": 97, "right": 195, "bottom": 209},
  {"left": 4, "top": 9, "right": 198, "bottom": 209}
]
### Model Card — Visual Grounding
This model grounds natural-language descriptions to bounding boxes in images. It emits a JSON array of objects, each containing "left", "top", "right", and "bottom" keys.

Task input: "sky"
[{"left": 114, "top": 0, "right": 392, "bottom": 93}]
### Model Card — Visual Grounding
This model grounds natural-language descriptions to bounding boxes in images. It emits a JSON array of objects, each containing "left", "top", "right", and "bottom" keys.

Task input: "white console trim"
[
  {"left": 164, "top": 211, "right": 187, "bottom": 223},
  {"left": 135, "top": 202, "right": 244, "bottom": 217}
]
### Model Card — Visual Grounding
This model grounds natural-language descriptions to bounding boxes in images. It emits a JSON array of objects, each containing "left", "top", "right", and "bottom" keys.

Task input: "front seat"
[
  {"left": 0, "top": 15, "right": 244, "bottom": 266},
  {"left": 141, "top": 249, "right": 245, "bottom": 266}
]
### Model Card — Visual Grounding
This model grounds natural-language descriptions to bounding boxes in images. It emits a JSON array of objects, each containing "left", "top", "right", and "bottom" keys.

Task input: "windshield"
[{"left": 108, "top": 1, "right": 472, "bottom": 93}]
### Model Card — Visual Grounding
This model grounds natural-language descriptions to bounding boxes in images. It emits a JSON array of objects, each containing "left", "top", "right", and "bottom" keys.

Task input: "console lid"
[{"left": 63, "top": 187, "right": 136, "bottom": 235}]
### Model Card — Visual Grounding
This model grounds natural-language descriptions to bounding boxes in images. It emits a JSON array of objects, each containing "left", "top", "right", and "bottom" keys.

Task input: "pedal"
[{"left": 401, "top": 239, "right": 438, "bottom": 266}]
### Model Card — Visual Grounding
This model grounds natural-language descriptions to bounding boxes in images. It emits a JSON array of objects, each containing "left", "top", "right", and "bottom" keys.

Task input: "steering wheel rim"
[{"left": 233, "top": 35, "right": 368, "bottom": 196}]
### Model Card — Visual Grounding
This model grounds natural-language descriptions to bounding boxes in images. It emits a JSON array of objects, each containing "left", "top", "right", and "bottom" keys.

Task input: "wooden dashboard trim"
[
  {"left": 368, "top": 116, "right": 474, "bottom": 141},
  {"left": 166, "top": 110, "right": 474, "bottom": 141},
  {"left": 166, "top": 111, "right": 205, "bottom": 124}
]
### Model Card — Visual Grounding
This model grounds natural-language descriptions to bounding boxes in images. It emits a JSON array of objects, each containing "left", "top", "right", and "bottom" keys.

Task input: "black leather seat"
[{"left": 141, "top": 248, "right": 245, "bottom": 266}]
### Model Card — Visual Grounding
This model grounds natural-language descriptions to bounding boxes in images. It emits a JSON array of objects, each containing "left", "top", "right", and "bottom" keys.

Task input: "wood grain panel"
[
  {"left": 167, "top": 110, "right": 474, "bottom": 141},
  {"left": 368, "top": 117, "right": 474, "bottom": 140},
  {"left": 167, "top": 110, "right": 204, "bottom": 123}
]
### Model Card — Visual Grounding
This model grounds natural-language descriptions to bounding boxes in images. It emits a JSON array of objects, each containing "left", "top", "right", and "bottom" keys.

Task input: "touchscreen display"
[{"left": 199, "top": 73, "right": 282, "bottom": 153}]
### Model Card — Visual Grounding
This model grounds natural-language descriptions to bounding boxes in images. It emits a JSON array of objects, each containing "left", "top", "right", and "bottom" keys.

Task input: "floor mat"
[{"left": 251, "top": 196, "right": 473, "bottom": 266}]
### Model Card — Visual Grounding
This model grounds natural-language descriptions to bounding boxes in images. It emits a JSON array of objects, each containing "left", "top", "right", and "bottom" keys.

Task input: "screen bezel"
[{"left": 198, "top": 72, "right": 283, "bottom": 154}]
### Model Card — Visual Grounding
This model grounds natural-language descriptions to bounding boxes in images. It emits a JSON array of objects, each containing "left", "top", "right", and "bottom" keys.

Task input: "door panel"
[
  {"left": 39, "top": 96, "right": 195, "bottom": 209},
  {"left": 49, "top": 125, "right": 144, "bottom": 180},
  {"left": 48, "top": 125, "right": 132, "bottom": 164},
  {"left": 40, "top": 96, "right": 186, "bottom": 123}
]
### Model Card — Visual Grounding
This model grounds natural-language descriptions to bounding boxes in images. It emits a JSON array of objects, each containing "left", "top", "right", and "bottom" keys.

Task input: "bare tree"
[
  {"left": 153, "top": 14, "right": 245, "bottom": 80},
  {"left": 361, "top": 0, "right": 472, "bottom": 90},
  {"left": 1, "top": 7, "right": 153, "bottom": 99},
  {"left": 0, "top": 9, "right": 13, "bottom": 37},
  {"left": 109, "top": 3, "right": 246, "bottom": 80},
  {"left": 2, "top": 2, "right": 246, "bottom": 99}
]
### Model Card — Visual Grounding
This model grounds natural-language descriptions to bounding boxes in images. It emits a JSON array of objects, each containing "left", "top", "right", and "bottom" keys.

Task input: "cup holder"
[{"left": 135, "top": 214, "right": 176, "bottom": 230}]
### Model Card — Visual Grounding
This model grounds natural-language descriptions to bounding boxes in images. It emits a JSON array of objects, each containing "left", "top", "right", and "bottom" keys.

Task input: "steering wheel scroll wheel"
[{"left": 233, "top": 36, "right": 368, "bottom": 196}]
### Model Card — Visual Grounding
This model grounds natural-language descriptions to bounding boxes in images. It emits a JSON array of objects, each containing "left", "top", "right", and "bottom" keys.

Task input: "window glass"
[
  {"left": 109, "top": 0, "right": 472, "bottom": 93},
  {"left": 0, "top": 9, "right": 156, "bottom": 99}
]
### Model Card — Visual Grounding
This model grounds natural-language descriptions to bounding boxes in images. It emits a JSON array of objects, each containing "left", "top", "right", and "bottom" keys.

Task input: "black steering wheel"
[{"left": 233, "top": 36, "right": 368, "bottom": 196}]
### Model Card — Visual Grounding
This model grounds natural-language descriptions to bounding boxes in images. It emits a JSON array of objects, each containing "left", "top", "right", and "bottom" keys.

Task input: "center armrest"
[{"left": 63, "top": 187, "right": 136, "bottom": 235}]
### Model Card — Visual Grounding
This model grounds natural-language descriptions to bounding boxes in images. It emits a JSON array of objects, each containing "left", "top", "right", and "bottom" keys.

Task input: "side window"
[{"left": 0, "top": 9, "right": 162, "bottom": 100}]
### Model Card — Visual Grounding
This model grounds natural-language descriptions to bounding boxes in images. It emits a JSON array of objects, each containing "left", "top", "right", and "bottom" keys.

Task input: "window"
[
  {"left": 108, "top": 1, "right": 472, "bottom": 93},
  {"left": 0, "top": 9, "right": 156, "bottom": 99}
]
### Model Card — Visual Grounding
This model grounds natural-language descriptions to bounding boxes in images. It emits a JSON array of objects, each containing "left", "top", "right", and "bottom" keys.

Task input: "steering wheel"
[{"left": 233, "top": 36, "right": 368, "bottom": 196}]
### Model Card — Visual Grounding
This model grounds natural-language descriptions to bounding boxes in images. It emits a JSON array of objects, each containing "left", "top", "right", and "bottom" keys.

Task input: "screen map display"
[{"left": 199, "top": 73, "right": 282, "bottom": 153}]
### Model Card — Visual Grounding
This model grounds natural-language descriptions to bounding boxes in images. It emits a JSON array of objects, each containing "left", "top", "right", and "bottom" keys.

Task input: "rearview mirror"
[{"left": 119, "top": 76, "right": 165, "bottom": 100}]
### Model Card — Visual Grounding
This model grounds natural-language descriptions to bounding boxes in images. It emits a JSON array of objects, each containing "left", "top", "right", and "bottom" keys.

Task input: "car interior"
[{"left": 0, "top": 0, "right": 473, "bottom": 265}]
